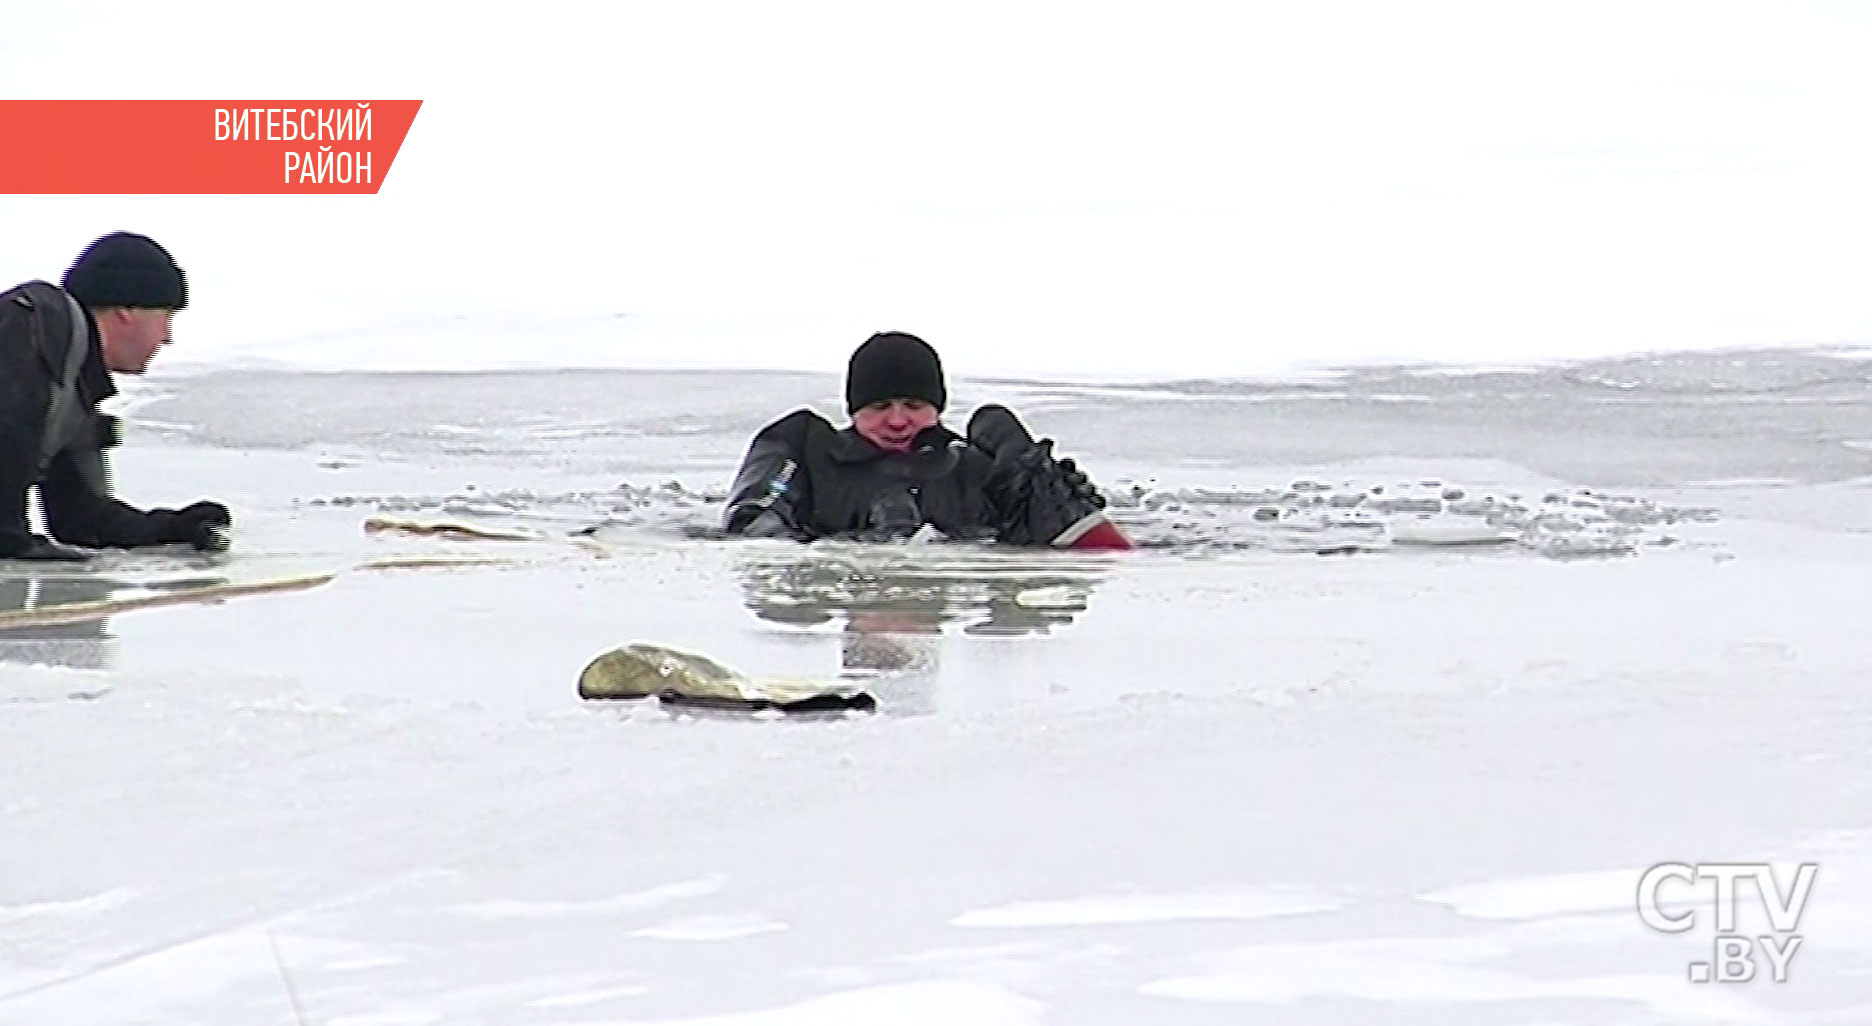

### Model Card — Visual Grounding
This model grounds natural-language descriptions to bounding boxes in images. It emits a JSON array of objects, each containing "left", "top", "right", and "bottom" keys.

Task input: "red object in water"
[{"left": 1053, "top": 512, "right": 1135, "bottom": 551}]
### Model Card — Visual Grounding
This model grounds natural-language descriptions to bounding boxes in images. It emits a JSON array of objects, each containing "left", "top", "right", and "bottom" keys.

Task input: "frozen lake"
[{"left": 3, "top": 349, "right": 1870, "bottom": 1025}]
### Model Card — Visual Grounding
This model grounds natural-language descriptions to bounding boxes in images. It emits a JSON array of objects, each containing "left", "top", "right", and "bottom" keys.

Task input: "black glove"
[
  {"left": 983, "top": 439, "right": 1108, "bottom": 546},
  {"left": 856, "top": 490, "right": 923, "bottom": 542},
  {"left": 177, "top": 500, "right": 232, "bottom": 526},
  {"left": 967, "top": 405, "right": 1103, "bottom": 509},
  {"left": 12, "top": 535, "right": 94, "bottom": 562},
  {"left": 968, "top": 405, "right": 1109, "bottom": 546},
  {"left": 726, "top": 499, "right": 809, "bottom": 541},
  {"left": 1051, "top": 457, "right": 1106, "bottom": 510},
  {"left": 164, "top": 500, "right": 233, "bottom": 552}
]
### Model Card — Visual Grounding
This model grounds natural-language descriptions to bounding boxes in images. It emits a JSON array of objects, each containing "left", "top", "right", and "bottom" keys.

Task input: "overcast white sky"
[{"left": 2, "top": 1, "right": 1869, "bottom": 379}]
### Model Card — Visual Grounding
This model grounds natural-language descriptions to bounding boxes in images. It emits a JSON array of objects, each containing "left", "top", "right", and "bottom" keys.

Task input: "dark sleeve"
[
  {"left": 722, "top": 409, "right": 823, "bottom": 539},
  {"left": 0, "top": 323, "right": 49, "bottom": 556},
  {"left": 957, "top": 443, "right": 1007, "bottom": 539},
  {"left": 0, "top": 442, "right": 39, "bottom": 556},
  {"left": 40, "top": 419, "right": 184, "bottom": 549}
]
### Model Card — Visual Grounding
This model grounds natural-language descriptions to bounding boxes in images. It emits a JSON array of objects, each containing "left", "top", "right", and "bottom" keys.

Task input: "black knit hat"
[
  {"left": 62, "top": 232, "right": 188, "bottom": 310},
  {"left": 845, "top": 331, "right": 946, "bottom": 413}
]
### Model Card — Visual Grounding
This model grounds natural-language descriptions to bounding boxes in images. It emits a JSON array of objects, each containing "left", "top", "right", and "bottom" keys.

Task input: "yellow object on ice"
[
  {"left": 362, "top": 516, "right": 542, "bottom": 542},
  {"left": 578, "top": 642, "right": 874, "bottom": 710}
]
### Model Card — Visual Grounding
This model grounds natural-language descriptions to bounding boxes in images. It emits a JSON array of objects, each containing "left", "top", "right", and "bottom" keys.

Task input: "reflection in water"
[
  {"left": 0, "top": 575, "right": 115, "bottom": 671},
  {"left": 735, "top": 545, "right": 1106, "bottom": 635},
  {"left": 735, "top": 543, "right": 1113, "bottom": 714},
  {"left": 0, "top": 571, "right": 230, "bottom": 672}
]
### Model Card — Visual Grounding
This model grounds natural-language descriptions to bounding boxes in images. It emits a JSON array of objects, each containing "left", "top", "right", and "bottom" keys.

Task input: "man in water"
[
  {"left": 722, "top": 331, "right": 1130, "bottom": 549},
  {"left": 0, "top": 232, "right": 232, "bottom": 560}
]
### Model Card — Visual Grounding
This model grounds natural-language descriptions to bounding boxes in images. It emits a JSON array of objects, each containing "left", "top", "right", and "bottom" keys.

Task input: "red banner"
[{"left": 0, "top": 101, "right": 422, "bottom": 194}]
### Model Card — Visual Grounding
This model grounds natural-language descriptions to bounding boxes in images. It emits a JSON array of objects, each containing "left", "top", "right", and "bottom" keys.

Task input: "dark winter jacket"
[
  {"left": 0, "top": 280, "right": 199, "bottom": 555},
  {"left": 722, "top": 409, "right": 1002, "bottom": 542}
]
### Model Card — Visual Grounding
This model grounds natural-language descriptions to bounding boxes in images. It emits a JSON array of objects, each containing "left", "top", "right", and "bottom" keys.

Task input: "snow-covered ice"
[{"left": 4, "top": 352, "right": 1871, "bottom": 1025}]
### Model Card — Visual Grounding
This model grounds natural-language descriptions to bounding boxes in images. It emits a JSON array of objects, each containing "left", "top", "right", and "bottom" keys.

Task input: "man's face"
[
  {"left": 99, "top": 307, "right": 174, "bottom": 374},
  {"left": 853, "top": 398, "right": 940, "bottom": 453}
]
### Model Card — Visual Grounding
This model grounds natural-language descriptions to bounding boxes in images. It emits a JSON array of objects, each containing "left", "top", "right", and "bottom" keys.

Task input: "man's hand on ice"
[
  {"left": 1052, "top": 457, "right": 1106, "bottom": 509},
  {"left": 172, "top": 500, "right": 233, "bottom": 552}
]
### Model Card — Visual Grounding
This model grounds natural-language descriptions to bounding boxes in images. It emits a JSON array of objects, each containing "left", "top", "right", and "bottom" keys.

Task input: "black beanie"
[
  {"left": 845, "top": 331, "right": 946, "bottom": 413},
  {"left": 62, "top": 232, "right": 188, "bottom": 310}
]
